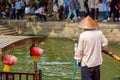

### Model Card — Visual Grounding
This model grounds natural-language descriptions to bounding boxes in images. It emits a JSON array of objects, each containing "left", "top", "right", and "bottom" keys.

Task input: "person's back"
[{"left": 79, "top": 29, "right": 106, "bottom": 67}]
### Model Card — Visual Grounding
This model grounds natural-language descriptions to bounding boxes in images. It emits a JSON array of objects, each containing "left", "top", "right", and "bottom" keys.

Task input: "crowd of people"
[{"left": 0, "top": 0, "right": 120, "bottom": 22}]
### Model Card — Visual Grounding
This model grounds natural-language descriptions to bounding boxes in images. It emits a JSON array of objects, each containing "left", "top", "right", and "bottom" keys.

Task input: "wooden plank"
[{"left": 0, "top": 36, "right": 46, "bottom": 53}]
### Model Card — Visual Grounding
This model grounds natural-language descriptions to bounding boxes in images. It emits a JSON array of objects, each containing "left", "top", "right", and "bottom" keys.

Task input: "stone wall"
[{"left": 2, "top": 20, "right": 120, "bottom": 43}]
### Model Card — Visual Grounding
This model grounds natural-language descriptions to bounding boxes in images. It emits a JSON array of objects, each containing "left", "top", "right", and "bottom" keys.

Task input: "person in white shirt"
[
  {"left": 35, "top": 5, "right": 47, "bottom": 22},
  {"left": 76, "top": 16, "right": 108, "bottom": 80},
  {"left": 25, "top": 5, "right": 30, "bottom": 14}
]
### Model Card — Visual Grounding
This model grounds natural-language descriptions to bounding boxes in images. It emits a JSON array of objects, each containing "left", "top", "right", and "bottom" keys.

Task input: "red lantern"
[
  {"left": 2, "top": 54, "right": 18, "bottom": 66},
  {"left": 30, "top": 47, "right": 44, "bottom": 57}
]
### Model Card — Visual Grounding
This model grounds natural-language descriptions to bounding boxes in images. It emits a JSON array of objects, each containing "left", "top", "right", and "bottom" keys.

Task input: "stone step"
[
  {"left": 0, "top": 26, "right": 16, "bottom": 30},
  {"left": 0, "top": 21, "right": 18, "bottom": 35},
  {"left": 0, "top": 31, "right": 18, "bottom": 35},
  {"left": 0, "top": 29, "right": 16, "bottom": 33}
]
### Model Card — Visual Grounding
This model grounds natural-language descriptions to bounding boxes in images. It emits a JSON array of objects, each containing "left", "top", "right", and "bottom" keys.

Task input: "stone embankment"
[{"left": 1, "top": 20, "right": 120, "bottom": 43}]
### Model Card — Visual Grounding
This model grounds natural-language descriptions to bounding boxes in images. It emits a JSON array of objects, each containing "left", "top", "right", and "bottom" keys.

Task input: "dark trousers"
[
  {"left": 95, "top": 8, "right": 99, "bottom": 20},
  {"left": 36, "top": 13, "right": 46, "bottom": 22},
  {"left": 81, "top": 65, "right": 100, "bottom": 80},
  {"left": 10, "top": 13, "right": 16, "bottom": 19},
  {"left": 16, "top": 9, "right": 23, "bottom": 20},
  {"left": 90, "top": 8, "right": 95, "bottom": 20}
]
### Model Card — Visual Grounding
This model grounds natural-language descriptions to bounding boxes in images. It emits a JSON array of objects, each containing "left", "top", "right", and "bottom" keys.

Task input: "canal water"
[{"left": 0, "top": 38, "right": 120, "bottom": 80}]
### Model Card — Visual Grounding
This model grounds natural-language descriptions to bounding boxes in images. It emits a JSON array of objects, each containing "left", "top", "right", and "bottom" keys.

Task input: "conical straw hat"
[{"left": 78, "top": 16, "right": 99, "bottom": 29}]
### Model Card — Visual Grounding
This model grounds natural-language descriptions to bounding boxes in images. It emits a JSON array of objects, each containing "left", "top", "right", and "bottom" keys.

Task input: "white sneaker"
[
  {"left": 108, "top": 17, "right": 111, "bottom": 21},
  {"left": 71, "top": 20, "right": 74, "bottom": 22},
  {"left": 102, "top": 20, "right": 107, "bottom": 22}
]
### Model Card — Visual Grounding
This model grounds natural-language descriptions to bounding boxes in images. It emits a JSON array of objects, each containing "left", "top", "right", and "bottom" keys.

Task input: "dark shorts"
[{"left": 81, "top": 65, "right": 100, "bottom": 80}]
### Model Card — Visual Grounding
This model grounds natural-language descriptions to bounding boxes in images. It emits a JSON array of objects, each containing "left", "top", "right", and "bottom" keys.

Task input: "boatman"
[{"left": 75, "top": 16, "right": 108, "bottom": 80}]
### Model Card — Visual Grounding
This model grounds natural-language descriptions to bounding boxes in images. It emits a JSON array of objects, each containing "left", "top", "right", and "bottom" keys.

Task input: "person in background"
[
  {"left": 15, "top": 0, "right": 22, "bottom": 20},
  {"left": 5, "top": 4, "right": 10, "bottom": 18},
  {"left": 63, "top": 0, "right": 69, "bottom": 18},
  {"left": 113, "top": 0, "right": 119, "bottom": 22},
  {"left": 20, "top": 0, "right": 26, "bottom": 18},
  {"left": 84, "top": 0, "right": 90, "bottom": 17},
  {"left": 25, "top": 4, "right": 30, "bottom": 15},
  {"left": 35, "top": 5, "right": 47, "bottom": 22},
  {"left": 10, "top": 3, "right": 16, "bottom": 19},
  {"left": 52, "top": 2, "right": 59, "bottom": 20},
  {"left": 76, "top": 16, "right": 108, "bottom": 80},
  {"left": 102, "top": 0, "right": 109, "bottom": 22},
  {"left": 76, "top": 0, "right": 81, "bottom": 19},
  {"left": 25, "top": 0, "right": 30, "bottom": 6},
  {"left": 94, "top": 0, "right": 99, "bottom": 21},
  {"left": 30, "top": 4, "right": 37, "bottom": 15},
  {"left": 58, "top": 0, "right": 64, "bottom": 20},
  {"left": 66, "top": 0, "right": 77, "bottom": 22},
  {"left": 108, "top": 0, "right": 112, "bottom": 21},
  {"left": 0, "top": 3, "right": 2, "bottom": 18},
  {"left": 47, "top": 0, "right": 53, "bottom": 17},
  {"left": 88, "top": 0, "right": 95, "bottom": 19}
]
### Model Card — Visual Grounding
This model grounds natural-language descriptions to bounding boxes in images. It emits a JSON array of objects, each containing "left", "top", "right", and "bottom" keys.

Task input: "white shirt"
[
  {"left": 77, "top": 29, "right": 108, "bottom": 67},
  {"left": 58, "top": 0, "right": 64, "bottom": 6},
  {"left": 25, "top": 7, "right": 30, "bottom": 14},
  {"left": 53, "top": 5, "right": 58, "bottom": 12},
  {"left": 35, "top": 7, "right": 44, "bottom": 14}
]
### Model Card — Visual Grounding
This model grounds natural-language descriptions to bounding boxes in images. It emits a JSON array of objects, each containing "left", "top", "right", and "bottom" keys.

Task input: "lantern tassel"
[
  {"left": 3, "top": 65, "right": 10, "bottom": 72},
  {"left": 32, "top": 56, "right": 38, "bottom": 62}
]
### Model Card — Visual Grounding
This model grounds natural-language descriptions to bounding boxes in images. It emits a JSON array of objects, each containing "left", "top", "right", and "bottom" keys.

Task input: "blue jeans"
[
  {"left": 76, "top": 9, "right": 80, "bottom": 17},
  {"left": 67, "top": 9, "right": 77, "bottom": 21},
  {"left": 81, "top": 65, "right": 100, "bottom": 80},
  {"left": 64, "top": 6, "right": 69, "bottom": 18},
  {"left": 103, "top": 11, "right": 108, "bottom": 20},
  {"left": 0, "top": 12, "right": 2, "bottom": 18}
]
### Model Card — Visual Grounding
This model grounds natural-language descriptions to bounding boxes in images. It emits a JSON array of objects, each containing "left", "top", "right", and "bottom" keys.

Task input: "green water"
[{"left": 0, "top": 38, "right": 120, "bottom": 80}]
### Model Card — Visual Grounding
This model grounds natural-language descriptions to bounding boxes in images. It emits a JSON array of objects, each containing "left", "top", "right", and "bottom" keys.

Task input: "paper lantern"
[
  {"left": 30, "top": 47, "right": 44, "bottom": 62},
  {"left": 2, "top": 54, "right": 18, "bottom": 72},
  {"left": 30, "top": 47, "right": 43, "bottom": 56}
]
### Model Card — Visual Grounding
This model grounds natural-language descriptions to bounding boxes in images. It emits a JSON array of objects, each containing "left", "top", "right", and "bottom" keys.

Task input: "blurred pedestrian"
[
  {"left": 76, "top": 0, "right": 81, "bottom": 18},
  {"left": 10, "top": 3, "right": 16, "bottom": 19},
  {"left": 63, "top": 0, "right": 69, "bottom": 18},
  {"left": 102, "top": 0, "right": 109, "bottom": 22},
  {"left": 66, "top": 0, "right": 77, "bottom": 22},
  {"left": 88, "top": 0, "right": 95, "bottom": 19},
  {"left": 84, "top": 0, "right": 90, "bottom": 17},
  {"left": 52, "top": 2, "right": 59, "bottom": 20},
  {"left": 94, "top": 0, "right": 99, "bottom": 21},
  {"left": 35, "top": 5, "right": 47, "bottom": 22},
  {"left": 15, "top": 0, "right": 23, "bottom": 20}
]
